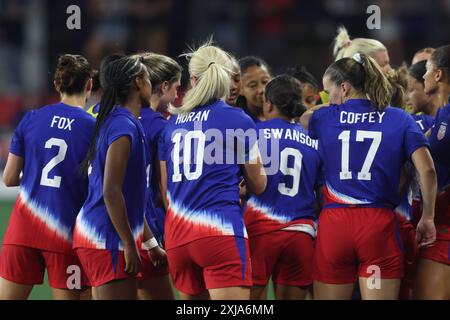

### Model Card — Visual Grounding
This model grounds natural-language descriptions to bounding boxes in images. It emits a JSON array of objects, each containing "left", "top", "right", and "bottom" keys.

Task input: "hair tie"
[
  {"left": 207, "top": 62, "right": 215, "bottom": 68},
  {"left": 352, "top": 53, "right": 363, "bottom": 64},
  {"left": 339, "top": 40, "right": 352, "bottom": 51}
]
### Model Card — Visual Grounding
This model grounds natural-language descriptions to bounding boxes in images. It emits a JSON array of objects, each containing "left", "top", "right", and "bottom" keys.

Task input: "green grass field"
[{"left": 0, "top": 200, "right": 274, "bottom": 300}]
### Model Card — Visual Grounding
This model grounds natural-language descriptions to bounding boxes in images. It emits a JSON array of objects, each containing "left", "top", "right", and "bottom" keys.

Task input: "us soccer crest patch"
[{"left": 437, "top": 122, "right": 447, "bottom": 141}]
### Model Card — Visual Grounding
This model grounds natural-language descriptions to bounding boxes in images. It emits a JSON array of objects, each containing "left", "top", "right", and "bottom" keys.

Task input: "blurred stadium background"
[{"left": 0, "top": 0, "right": 449, "bottom": 299}]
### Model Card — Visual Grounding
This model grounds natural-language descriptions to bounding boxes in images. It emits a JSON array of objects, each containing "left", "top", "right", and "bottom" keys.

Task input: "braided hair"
[{"left": 80, "top": 54, "right": 146, "bottom": 173}]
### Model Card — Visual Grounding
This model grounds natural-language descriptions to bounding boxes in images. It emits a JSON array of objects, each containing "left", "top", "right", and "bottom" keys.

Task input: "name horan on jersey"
[{"left": 169, "top": 121, "right": 318, "bottom": 175}]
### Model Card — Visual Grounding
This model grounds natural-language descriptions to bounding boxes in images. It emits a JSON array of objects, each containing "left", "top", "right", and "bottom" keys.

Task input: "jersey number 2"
[
  {"left": 40, "top": 138, "right": 68, "bottom": 188},
  {"left": 338, "top": 130, "right": 381, "bottom": 181}
]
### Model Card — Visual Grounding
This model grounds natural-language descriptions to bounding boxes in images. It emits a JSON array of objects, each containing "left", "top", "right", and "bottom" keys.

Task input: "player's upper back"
[
  {"left": 160, "top": 99, "right": 256, "bottom": 207},
  {"left": 11, "top": 103, "right": 95, "bottom": 192},
  {"left": 308, "top": 99, "right": 428, "bottom": 207},
  {"left": 254, "top": 118, "right": 321, "bottom": 215}
]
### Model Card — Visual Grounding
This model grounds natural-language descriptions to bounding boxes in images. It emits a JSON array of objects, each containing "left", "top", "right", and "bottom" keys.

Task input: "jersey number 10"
[
  {"left": 338, "top": 130, "right": 382, "bottom": 181},
  {"left": 171, "top": 131, "right": 205, "bottom": 182}
]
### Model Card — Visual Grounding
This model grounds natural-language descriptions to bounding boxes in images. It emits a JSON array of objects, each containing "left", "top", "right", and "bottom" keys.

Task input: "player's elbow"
[
  {"left": 249, "top": 173, "right": 267, "bottom": 195},
  {"left": 3, "top": 170, "right": 20, "bottom": 187},
  {"left": 299, "top": 111, "right": 311, "bottom": 130},
  {"left": 420, "top": 165, "right": 437, "bottom": 182},
  {"left": 103, "top": 185, "right": 121, "bottom": 203}
]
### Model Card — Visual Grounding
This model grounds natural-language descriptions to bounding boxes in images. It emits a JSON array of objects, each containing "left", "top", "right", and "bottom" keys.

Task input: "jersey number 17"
[{"left": 338, "top": 130, "right": 382, "bottom": 181}]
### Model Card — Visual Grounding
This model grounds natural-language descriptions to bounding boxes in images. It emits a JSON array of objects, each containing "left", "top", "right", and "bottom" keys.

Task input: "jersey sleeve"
[
  {"left": 106, "top": 116, "right": 135, "bottom": 146},
  {"left": 157, "top": 126, "right": 170, "bottom": 162},
  {"left": 149, "top": 116, "right": 168, "bottom": 147},
  {"left": 403, "top": 113, "right": 430, "bottom": 159},
  {"left": 9, "top": 111, "right": 33, "bottom": 157},
  {"left": 308, "top": 106, "right": 330, "bottom": 139},
  {"left": 235, "top": 113, "right": 258, "bottom": 163}
]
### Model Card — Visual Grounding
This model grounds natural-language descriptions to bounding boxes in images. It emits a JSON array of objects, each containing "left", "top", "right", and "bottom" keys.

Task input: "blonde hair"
[
  {"left": 171, "top": 40, "right": 232, "bottom": 114},
  {"left": 387, "top": 64, "right": 408, "bottom": 107},
  {"left": 333, "top": 26, "right": 387, "bottom": 61}
]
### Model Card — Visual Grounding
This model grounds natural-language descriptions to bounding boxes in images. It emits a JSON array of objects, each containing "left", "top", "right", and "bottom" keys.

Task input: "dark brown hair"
[{"left": 54, "top": 54, "right": 93, "bottom": 95}]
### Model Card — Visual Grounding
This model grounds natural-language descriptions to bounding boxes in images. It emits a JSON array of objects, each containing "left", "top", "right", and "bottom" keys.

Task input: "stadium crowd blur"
[{"left": 1, "top": 0, "right": 450, "bottom": 169}]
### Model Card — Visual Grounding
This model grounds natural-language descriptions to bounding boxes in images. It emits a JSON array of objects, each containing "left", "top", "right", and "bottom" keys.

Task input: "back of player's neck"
[{"left": 60, "top": 95, "right": 86, "bottom": 109}]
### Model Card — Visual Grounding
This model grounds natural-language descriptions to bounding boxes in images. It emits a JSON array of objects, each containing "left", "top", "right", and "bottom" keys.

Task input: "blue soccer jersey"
[
  {"left": 73, "top": 106, "right": 149, "bottom": 251},
  {"left": 428, "top": 100, "right": 450, "bottom": 240},
  {"left": 244, "top": 119, "right": 321, "bottom": 237},
  {"left": 159, "top": 99, "right": 258, "bottom": 250},
  {"left": 3, "top": 103, "right": 95, "bottom": 253},
  {"left": 429, "top": 102, "right": 450, "bottom": 191},
  {"left": 412, "top": 113, "right": 434, "bottom": 134},
  {"left": 140, "top": 107, "right": 168, "bottom": 243},
  {"left": 308, "top": 99, "right": 429, "bottom": 209}
]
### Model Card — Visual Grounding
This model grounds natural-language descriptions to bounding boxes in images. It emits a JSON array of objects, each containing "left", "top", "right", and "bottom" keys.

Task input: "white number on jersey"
[
  {"left": 172, "top": 131, "right": 206, "bottom": 182},
  {"left": 338, "top": 130, "right": 382, "bottom": 181},
  {"left": 40, "top": 138, "right": 68, "bottom": 188},
  {"left": 278, "top": 147, "right": 302, "bottom": 197}
]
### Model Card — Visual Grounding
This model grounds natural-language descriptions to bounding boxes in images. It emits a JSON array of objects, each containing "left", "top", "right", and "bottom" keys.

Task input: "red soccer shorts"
[
  {"left": 419, "top": 240, "right": 450, "bottom": 265},
  {"left": 138, "top": 249, "right": 169, "bottom": 282},
  {"left": 395, "top": 213, "right": 419, "bottom": 299},
  {"left": 0, "top": 244, "right": 90, "bottom": 289},
  {"left": 249, "top": 230, "right": 313, "bottom": 287},
  {"left": 166, "top": 236, "right": 252, "bottom": 296},
  {"left": 313, "top": 207, "right": 404, "bottom": 284},
  {"left": 75, "top": 248, "right": 141, "bottom": 287}
]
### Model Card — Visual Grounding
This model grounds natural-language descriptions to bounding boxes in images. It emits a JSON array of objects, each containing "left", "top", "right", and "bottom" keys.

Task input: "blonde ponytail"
[
  {"left": 333, "top": 26, "right": 387, "bottom": 62},
  {"left": 171, "top": 41, "right": 232, "bottom": 114},
  {"left": 359, "top": 54, "right": 393, "bottom": 110},
  {"left": 333, "top": 27, "right": 353, "bottom": 60}
]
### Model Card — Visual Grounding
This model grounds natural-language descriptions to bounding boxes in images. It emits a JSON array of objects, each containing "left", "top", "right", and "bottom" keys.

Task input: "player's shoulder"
[
  {"left": 437, "top": 102, "right": 450, "bottom": 118},
  {"left": 215, "top": 101, "right": 256, "bottom": 128},
  {"left": 383, "top": 106, "right": 409, "bottom": 116},
  {"left": 108, "top": 107, "right": 139, "bottom": 131},
  {"left": 140, "top": 107, "right": 167, "bottom": 123}
]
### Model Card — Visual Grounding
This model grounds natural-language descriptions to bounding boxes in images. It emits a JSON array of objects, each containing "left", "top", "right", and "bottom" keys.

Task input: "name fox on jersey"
[{"left": 50, "top": 116, "right": 75, "bottom": 131}]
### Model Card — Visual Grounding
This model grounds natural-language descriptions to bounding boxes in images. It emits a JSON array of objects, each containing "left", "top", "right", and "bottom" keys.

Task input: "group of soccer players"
[{"left": 0, "top": 27, "right": 449, "bottom": 300}]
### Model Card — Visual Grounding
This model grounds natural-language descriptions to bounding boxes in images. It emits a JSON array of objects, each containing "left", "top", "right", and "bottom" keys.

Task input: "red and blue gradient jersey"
[
  {"left": 139, "top": 107, "right": 167, "bottom": 243},
  {"left": 3, "top": 103, "right": 95, "bottom": 253},
  {"left": 73, "top": 107, "right": 149, "bottom": 251},
  {"left": 395, "top": 115, "right": 434, "bottom": 221},
  {"left": 429, "top": 102, "right": 450, "bottom": 191},
  {"left": 159, "top": 99, "right": 257, "bottom": 250},
  {"left": 308, "top": 99, "right": 429, "bottom": 209},
  {"left": 244, "top": 119, "right": 321, "bottom": 237},
  {"left": 412, "top": 113, "right": 435, "bottom": 134},
  {"left": 428, "top": 101, "right": 450, "bottom": 239}
]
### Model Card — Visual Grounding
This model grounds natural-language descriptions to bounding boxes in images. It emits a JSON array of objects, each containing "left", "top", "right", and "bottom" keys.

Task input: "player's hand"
[
  {"left": 148, "top": 245, "right": 167, "bottom": 268},
  {"left": 239, "top": 179, "right": 247, "bottom": 199},
  {"left": 123, "top": 242, "right": 141, "bottom": 276},
  {"left": 416, "top": 217, "right": 436, "bottom": 248}
]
